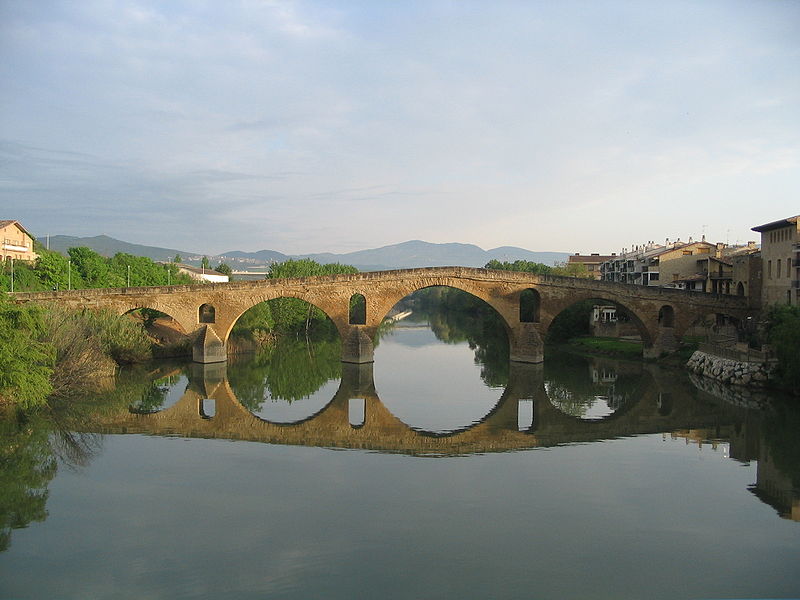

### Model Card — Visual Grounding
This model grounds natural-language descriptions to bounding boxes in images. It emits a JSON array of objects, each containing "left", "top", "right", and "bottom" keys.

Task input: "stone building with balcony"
[
  {"left": 751, "top": 215, "right": 799, "bottom": 307},
  {"left": 1, "top": 220, "right": 38, "bottom": 263}
]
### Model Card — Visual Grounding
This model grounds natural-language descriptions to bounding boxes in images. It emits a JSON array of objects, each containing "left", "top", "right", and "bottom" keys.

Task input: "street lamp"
[{"left": 127, "top": 265, "right": 131, "bottom": 287}]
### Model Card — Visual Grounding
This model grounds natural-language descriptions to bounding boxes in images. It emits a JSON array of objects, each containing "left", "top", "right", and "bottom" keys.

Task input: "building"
[
  {"left": 567, "top": 253, "right": 617, "bottom": 280},
  {"left": 175, "top": 264, "right": 230, "bottom": 283},
  {"left": 751, "top": 215, "right": 799, "bottom": 307},
  {"left": 601, "top": 238, "right": 717, "bottom": 287},
  {"left": 601, "top": 237, "right": 760, "bottom": 294},
  {"left": 1, "top": 220, "right": 38, "bottom": 262}
]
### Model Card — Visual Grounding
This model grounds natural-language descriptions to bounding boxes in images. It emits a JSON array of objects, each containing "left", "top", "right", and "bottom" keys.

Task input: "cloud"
[{"left": 0, "top": 1, "right": 798, "bottom": 254}]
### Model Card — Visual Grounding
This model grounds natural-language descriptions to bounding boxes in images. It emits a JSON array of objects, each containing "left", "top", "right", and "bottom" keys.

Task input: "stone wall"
[{"left": 686, "top": 350, "right": 776, "bottom": 388}]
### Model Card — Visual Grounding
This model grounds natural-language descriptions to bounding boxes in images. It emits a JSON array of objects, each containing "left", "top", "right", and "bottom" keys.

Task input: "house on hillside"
[
  {"left": 175, "top": 263, "right": 230, "bottom": 283},
  {"left": 1, "top": 220, "right": 38, "bottom": 262}
]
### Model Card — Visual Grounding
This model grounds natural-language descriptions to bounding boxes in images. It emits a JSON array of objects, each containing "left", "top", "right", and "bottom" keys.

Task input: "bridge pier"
[
  {"left": 342, "top": 326, "right": 375, "bottom": 364},
  {"left": 509, "top": 322, "right": 545, "bottom": 363},
  {"left": 643, "top": 327, "right": 679, "bottom": 359},
  {"left": 192, "top": 325, "right": 227, "bottom": 364}
]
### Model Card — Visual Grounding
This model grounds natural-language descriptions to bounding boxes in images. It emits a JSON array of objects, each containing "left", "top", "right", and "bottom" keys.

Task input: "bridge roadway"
[
  {"left": 12, "top": 266, "right": 752, "bottom": 364},
  {"left": 84, "top": 361, "right": 749, "bottom": 456}
]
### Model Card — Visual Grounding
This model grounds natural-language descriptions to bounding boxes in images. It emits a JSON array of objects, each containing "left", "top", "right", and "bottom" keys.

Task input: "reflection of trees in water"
[
  {"left": 0, "top": 394, "right": 110, "bottom": 552},
  {"left": 394, "top": 287, "right": 510, "bottom": 387},
  {"left": 0, "top": 416, "right": 56, "bottom": 552},
  {"left": 128, "top": 374, "right": 182, "bottom": 414},
  {"left": 227, "top": 332, "right": 342, "bottom": 412},
  {"left": 762, "top": 399, "right": 800, "bottom": 490},
  {"left": 543, "top": 351, "right": 643, "bottom": 419}
]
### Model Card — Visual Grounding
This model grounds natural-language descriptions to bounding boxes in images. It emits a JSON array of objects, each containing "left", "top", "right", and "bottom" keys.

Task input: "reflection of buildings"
[
  {"left": 670, "top": 424, "right": 800, "bottom": 523},
  {"left": 589, "top": 305, "right": 641, "bottom": 339}
]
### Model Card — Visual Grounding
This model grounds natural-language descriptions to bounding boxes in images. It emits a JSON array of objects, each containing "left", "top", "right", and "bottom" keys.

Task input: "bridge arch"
[
  {"left": 542, "top": 294, "right": 653, "bottom": 350},
  {"left": 224, "top": 292, "right": 341, "bottom": 343}
]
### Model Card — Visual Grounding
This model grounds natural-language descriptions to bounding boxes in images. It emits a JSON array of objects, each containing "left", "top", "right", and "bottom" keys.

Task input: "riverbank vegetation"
[
  {"left": 0, "top": 293, "right": 152, "bottom": 411},
  {"left": 765, "top": 304, "right": 800, "bottom": 393}
]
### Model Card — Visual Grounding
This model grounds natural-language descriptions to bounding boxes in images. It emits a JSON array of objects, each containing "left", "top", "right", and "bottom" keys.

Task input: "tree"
[
  {"left": 174, "top": 254, "right": 182, "bottom": 264},
  {"left": 35, "top": 249, "right": 77, "bottom": 290},
  {"left": 766, "top": 304, "right": 800, "bottom": 392},
  {"left": 551, "top": 261, "right": 594, "bottom": 279},
  {"left": 67, "top": 247, "right": 117, "bottom": 288},
  {"left": 201, "top": 256, "right": 209, "bottom": 269},
  {"left": 215, "top": 262, "right": 232, "bottom": 277},
  {"left": 485, "top": 259, "right": 553, "bottom": 275}
]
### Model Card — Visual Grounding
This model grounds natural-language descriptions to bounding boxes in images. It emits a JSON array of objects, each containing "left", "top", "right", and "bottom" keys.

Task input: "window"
[
  {"left": 768, "top": 260, "right": 772, "bottom": 279},
  {"left": 520, "top": 289, "right": 540, "bottom": 322},
  {"left": 349, "top": 294, "right": 366, "bottom": 324},
  {"left": 349, "top": 398, "right": 365, "bottom": 427},
  {"left": 199, "top": 304, "right": 216, "bottom": 323},
  {"left": 777, "top": 259, "right": 782, "bottom": 279},
  {"left": 682, "top": 250, "right": 692, "bottom": 255}
]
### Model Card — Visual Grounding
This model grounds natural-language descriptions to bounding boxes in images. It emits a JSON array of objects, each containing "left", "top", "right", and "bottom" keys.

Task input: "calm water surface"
[{"left": 1, "top": 317, "right": 799, "bottom": 599}]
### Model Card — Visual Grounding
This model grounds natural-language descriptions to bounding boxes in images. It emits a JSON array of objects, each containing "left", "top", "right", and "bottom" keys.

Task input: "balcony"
[{"left": 2, "top": 243, "right": 30, "bottom": 252}]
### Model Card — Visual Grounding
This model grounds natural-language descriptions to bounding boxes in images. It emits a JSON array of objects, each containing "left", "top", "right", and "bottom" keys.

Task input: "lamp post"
[
  {"left": 127, "top": 265, "right": 131, "bottom": 287},
  {"left": 68, "top": 259, "right": 71, "bottom": 291},
  {"left": 10, "top": 258, "right": 13, "bottom": 293}
]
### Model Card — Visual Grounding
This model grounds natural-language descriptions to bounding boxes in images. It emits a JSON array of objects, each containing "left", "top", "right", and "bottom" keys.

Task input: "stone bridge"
[
  {"left": 85, "top": 361, "right": 748, "bottom": 455},
  {"left": 12, "top": 267, "right": 751, "bottom": 364}
]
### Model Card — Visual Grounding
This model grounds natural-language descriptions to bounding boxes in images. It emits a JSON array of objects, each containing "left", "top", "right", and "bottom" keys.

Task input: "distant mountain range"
[{"left": 42, "top": 234, "right": 570, "bottom": 271}]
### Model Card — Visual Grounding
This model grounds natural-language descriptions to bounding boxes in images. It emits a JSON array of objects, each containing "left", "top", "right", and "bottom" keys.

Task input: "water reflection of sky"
[
  {"left": 250, "top": 379, "right": 340, "bottom": 423},
  {"left": 374, "top": 325, "right": 502, "bottom": 434}
]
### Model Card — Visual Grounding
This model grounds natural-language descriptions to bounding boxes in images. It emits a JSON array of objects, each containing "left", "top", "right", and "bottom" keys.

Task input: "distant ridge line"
[{"left": 41, "top": 234, "right": 571, "bottom": 271}]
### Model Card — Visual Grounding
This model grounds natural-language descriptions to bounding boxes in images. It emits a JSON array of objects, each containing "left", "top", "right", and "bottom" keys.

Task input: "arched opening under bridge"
[
  {"left": 546, "top": 297, "right": 647, "bottom": 358},
  {"left": 373, "top": 286, "right": 510, "bottom": 434}
]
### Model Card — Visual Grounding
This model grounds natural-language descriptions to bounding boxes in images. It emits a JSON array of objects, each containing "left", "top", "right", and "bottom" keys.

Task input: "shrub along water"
[{"left": 0, "top": 293, "right": 153, "bottom": 411}]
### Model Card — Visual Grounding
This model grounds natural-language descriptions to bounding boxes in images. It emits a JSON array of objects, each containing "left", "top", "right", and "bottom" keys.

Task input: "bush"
[{"left": 0, "top": 295, "right": 54, "bottom": 410}]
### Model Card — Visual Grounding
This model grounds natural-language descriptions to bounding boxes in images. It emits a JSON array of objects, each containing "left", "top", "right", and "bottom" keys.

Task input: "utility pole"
[
  {"left": 10, "top": 258, "right": 13, "bottom": 293},
  {"left": 68, "top": 259, "right": 71, "bottom": 290},
  {"left": 127, "top": 265, "right": 131, "bottom": 287}
]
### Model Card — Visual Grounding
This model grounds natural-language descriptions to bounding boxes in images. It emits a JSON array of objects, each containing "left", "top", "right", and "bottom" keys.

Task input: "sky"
[{"left": 1, "top": 0, "right": 798, "bottom": 256}]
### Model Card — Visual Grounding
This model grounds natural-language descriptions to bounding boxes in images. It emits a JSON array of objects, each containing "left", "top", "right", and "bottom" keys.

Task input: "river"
[{"left": 1, "top": 304, "right": 799, "bottom": 599}]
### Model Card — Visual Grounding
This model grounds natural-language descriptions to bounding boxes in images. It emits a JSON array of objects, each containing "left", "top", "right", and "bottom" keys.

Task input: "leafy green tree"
[
  {"left": 265, "top": 259, "right": 358, "bottom": 333},
  {"left": 174, "top": 254, "right": 182, "bottom": 264},
  {"left": 766, "top": 304, "right": 800, "bottom": 392},
  {"left": 35, "top": 249, "right": 81, "bottom": 290},
  {"left": 485, "top": 259, "right": 553, "bottom": 275},
  {"left": 201, "top": 256, "right": 209, "bottom": 269},
  {"left": 215, "top": 262, "right": 232, "bottom": 277},
  {"left": 67, "top": 247, "right": 121, "bottom": 288},
  {"left": 1, "top": 259, "right": 44, "bottom": 292},
  {"left": 552, "top": 261, "right": 593, "bottom": 279}
]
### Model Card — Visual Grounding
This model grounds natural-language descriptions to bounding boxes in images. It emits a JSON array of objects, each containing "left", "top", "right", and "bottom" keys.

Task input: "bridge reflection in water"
[
  {"left": 95, "top": 359, "right": 745, "bottom": 454},
  {"left": 82, "top": 356, "right": 800, "bottom": 520}
]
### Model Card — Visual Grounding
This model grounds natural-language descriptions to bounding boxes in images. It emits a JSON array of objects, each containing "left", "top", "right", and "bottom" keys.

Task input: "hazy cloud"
[{"left": 1, "top": 0, "right": 798, "bottom": 254}]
